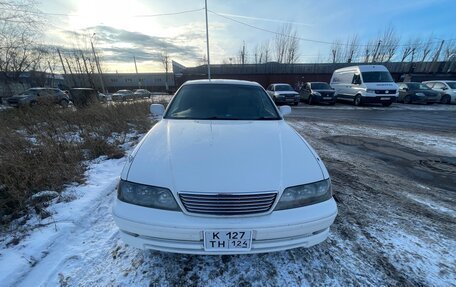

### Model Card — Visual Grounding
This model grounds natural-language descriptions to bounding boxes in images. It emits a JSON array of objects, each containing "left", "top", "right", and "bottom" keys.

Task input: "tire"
[
  {"left": 329, "top": 101, "right": 336, "bottom": 106},
  {"left": 382, "top": 102, "right": 392, "bottom": 107},
  {"left": 59, "top": 99, "right": 69, "bottom": 108},
  {"left": 354, "top": 95, "right": 362, "bottom": 106},
  {"left": 441, "top": 95, "right": 451, "bottom": 104},
  {"left": 293, "top": 101, "right": 298, "bottom": 106},
  {"left": 308, "top": 96, "right": 313, "bottom": 105},
  {"left": 404, "top": 95, "right": 411, "bottom": 104}
]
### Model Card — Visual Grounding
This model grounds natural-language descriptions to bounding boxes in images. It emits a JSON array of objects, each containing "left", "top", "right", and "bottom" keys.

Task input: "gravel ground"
[{"left": 1, "top": 118, "right": 455, "bottom": 287}]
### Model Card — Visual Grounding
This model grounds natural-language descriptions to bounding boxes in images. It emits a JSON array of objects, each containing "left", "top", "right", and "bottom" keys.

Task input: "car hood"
[
  {"left": 125, "top": 119, "right": 326, "bottom": 193},
  {"left": 10, "top": 95, "right": 32, "bottom": 100}
]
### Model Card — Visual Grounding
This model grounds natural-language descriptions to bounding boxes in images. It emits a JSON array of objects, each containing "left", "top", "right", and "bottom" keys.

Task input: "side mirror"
[
  {"left": 279, "top": 105, "right": 291, "bottom": 116},
  {"left": 150, "top": 104, "right": 165, "bottom": 120},
  {"left": 442, "top": 86, "right": 448, "bottom": 90},
  {"left": 403, "top": 88, "right": 409, "bottom": 91}
]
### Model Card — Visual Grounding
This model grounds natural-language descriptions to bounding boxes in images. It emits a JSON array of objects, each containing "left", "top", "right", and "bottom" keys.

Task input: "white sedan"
[{"left": 112, "top": 79, "right": 337, "bottom": 254}]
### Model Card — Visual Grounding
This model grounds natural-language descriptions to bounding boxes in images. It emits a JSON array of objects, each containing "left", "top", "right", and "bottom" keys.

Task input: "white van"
[{"left": 330, "top": 65, "right": 398, "bottom": 106}]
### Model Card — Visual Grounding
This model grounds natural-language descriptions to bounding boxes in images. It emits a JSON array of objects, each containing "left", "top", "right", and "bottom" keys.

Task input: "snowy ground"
[{"left": 0, "top": 118, "right": 455, "bottom": 286}]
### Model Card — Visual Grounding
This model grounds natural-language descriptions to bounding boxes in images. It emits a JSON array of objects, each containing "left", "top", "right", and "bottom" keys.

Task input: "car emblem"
[{"left": 385, "top": 90, "right": 389, "bottom": 94}]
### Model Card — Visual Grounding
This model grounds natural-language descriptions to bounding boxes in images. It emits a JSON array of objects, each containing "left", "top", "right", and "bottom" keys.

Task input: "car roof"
[
  {"left": 272, "top": 83, "right": 292, "bottom": 86},
  {"left": 183, "top": 79, "right": 262, "bottom": 87},
  {"left": 309, "top": 82, "right": 328, "bottom": 84}
]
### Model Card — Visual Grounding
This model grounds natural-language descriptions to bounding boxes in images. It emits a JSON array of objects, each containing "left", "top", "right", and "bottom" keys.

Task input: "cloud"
[{"left": 60, "top": 25, "right": 203, "bottom": 64}]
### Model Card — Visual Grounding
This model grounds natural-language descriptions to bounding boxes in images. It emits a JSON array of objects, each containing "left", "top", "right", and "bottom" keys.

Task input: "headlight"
[
  {"left": 313, "top": 92, "right": 321, "bottom": 96},
  {"left": 274, "top": 179, "right": 332, "bottom": 210},
  {"left": 117, "top": 180, "right": 181, "bottom": 211},
  {"left": 366, "top": 89, "right": 375, "bottom": 93}
]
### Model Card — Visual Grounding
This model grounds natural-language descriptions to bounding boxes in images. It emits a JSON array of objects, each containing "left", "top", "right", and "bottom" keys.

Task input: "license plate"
[
  {"left": 323, "top": 97, "right": 332, "bottom": 100},
  {"left": 204, "top": 230, "right": 252, "bottom": 251},
  {"left": 380, "top": 97, "right": 390, "bottom": 100}
]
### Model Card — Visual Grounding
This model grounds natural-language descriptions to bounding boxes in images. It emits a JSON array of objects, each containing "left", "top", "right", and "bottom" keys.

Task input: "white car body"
[
  {"left": 330, "top": 65, "right": 398, "bottom": 106},
  {"left": 112, "top": 79, "right": 337, "bottom": 254},
  {"left": 422, "top": 80, "right": 456, "bottom": 104}
]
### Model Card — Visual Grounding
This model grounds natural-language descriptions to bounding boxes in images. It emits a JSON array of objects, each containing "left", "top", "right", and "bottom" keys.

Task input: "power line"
[{"left": 209, "top": 9, "right": 455, "bottom": 47}]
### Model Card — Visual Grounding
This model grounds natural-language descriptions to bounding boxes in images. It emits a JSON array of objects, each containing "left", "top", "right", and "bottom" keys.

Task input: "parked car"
[
  {"left": 422, "top": 80, "right": 456, "bottom": 104},
  {"left": 299, "top": 82, "right": 336, "bottom": 105},
  {"left": 112, "top": 79, "right": 337, "bottom": 254},
  {"left": 6, "top": 87, "right": 69, "bottom": 108},
  {"left": 133, "top": 89, "right": 152, "bottom": 98},
  {"left": 330, "top": 65, "right": 398, "bottom": 106},
  {"left": 97, "top": 92, "right": 112, "bottom": 102},
  {"left": 397, "top": 82, "right": 441, "bottom": 104},
  {"left": 111, "top": 89, "right": 134, "bottom": 101},
  {"left": 69, "top": 88, "right": 99, "bottom": 107},
  {"left": 266, "top": 83, "right": 300, "bottom": 105}
]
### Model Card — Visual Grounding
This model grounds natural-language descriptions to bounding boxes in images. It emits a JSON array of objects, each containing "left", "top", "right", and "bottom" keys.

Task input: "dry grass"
[{"left": 0, "top": 100, "right": 165, "bottom": 224}]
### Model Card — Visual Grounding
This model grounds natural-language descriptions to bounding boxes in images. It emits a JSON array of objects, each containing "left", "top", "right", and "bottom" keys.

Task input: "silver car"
[{"left": 6, "top": 88, "right": 69, "bottom": 108}]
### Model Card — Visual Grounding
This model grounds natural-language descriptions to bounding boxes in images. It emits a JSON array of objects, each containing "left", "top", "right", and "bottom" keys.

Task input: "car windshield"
[
  {"left": 165, "top": 84, "right": 281, "bottom": 120},
  {"left": 446, "top": 82, "right": 456, "bottom": 89},
  {"left": 407, "top": 83, "right": 431, "bottom": 90},
  {"left": 361, "top": 72, "right": 394, "bottom": 83},
  {"left": 311, "top": 83, "right": 331, "bottom": 89},
  {"left": 275, "top": 84, "right": 293, "bottom": 91}
]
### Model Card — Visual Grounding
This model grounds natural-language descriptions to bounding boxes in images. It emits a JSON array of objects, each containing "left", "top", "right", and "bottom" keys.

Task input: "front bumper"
[
  {"left": 112, "top": 198, "right": 337, "bottom": 254},
  {"left": 275, "top": 96, "right": 300, "bottom": 104},
  {"left": 361, "top": 94, "right": 397, "bottom": 104}
]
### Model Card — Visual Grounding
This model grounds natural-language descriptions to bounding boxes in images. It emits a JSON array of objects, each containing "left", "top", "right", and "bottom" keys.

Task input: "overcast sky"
[{"left": 40, "top": 0, "right": 456, "bottom": 73}]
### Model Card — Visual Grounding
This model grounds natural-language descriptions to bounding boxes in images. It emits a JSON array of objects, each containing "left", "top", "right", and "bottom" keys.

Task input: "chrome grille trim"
[{"left": 179, "top": 192, "right": 277, "bottom": 215}]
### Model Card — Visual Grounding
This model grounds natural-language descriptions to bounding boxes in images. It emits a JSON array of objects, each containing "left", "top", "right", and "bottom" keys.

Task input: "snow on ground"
[{"left": 0, "top": 119, "right": 454, "bottom": 286}]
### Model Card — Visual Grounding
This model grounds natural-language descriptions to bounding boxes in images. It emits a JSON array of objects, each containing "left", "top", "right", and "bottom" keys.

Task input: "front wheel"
[
  {"left": 441, "top": 95, "right": 451, "bottom": 104},
  {"left": 354, "top": 95, "right": 362, "bottom": 106},
  {"left": 404, "top": 95, "right": 411, "bottom": 104},
  {"left": 59, "top": 99, "right": 69, "bottom": 108},
  {"left": 382, "top": 102, "right": 392, "bottom": 107}
]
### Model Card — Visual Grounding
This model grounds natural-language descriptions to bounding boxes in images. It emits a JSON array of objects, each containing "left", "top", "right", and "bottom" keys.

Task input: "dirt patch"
[{"left": 324, "top": 135, "right": 456, "bottom": 191}]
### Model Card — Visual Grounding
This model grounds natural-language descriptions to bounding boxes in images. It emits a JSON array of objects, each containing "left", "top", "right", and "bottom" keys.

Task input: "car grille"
[
  {"left": 375, "top": 90, "right": 396, "bottom": 94},
  {"left": 179, "top": 192, "right": 277, "bottom": 215},
  {"left": 320, "top": 92, "right": 335, "bottom": 97}
]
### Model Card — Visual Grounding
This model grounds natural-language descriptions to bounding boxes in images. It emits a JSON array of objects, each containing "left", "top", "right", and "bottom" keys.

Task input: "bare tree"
[
  {"left": 443, "top": 40, "right": 456, "bottom": 61},
  {"left": 330, "top": 40, "right": 342, "bottom": 63},
  {"left": 420, "top": 35, "right": 434, "bottom": 62},
  {"left": 0, "top": 0, "right": 44, "bottom": 84},
  {"left": 160, "top": 52, "right": 170, "bottom": 91},
  {"left": 238, "top": 41, "right": 247, "bottom": 65},
  {"left": 273, "top": 24, "right": 300, "bottom": 64},
  {"left": 344, "top": 34, "right": 360, "bottom": 63}
]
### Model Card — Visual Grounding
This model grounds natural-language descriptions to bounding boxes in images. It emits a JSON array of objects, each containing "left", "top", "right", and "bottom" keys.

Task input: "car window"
[
  {"left": 424, "top": 82, "right": 434, "bottom": 88},
  {"left": 407, "top": 83, "right": 430, "bottom": 90},
  {"left": 352, "top": 74, "right": 361, "bottom": 85},
  {"left": 445, "top": 82, "right": 456, "bottom": 89},
  {"left": 433, "top": 83, "right": 445, "bottom": 89},
  {"left": 311, "top": 83, "right": 331, "bottom": 89},
  {"left": 361, "top": 71, "right": 393, "bottom": 83},
  {"left": 274, "top": 84, "right": 293, "bottom": 91},
  {"left": 165, "top": 84, "right": 280, "bottom": 120}
]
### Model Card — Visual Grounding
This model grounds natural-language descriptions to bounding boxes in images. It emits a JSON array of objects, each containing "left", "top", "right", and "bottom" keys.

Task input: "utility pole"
[
  {"left": 90, "top": 34, "right": 106, "bottom": 93},
  {"left": 81, "top": 50, "right": 94, "bottom": 88},
  {"left": 133, "top": 56, "right": 140, "bottom": 89},
  {"left": 48, "top": 61, "right": 55, "bottom": 87},
  {"left": 372, "top": 40, "right": 382, "bottom": 63},
  {"left": 65, "top": 57, "right": 76, "bottom": 87},
  {"left": 205, "top": 0, "right": 211, "bottom": 80},
  {"left": 57, "top": 48, "right": 70, "bottom": 88}
]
